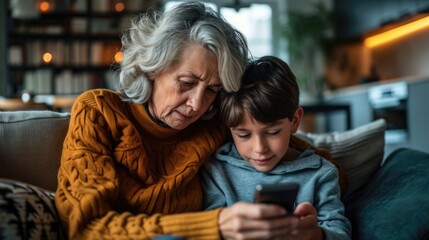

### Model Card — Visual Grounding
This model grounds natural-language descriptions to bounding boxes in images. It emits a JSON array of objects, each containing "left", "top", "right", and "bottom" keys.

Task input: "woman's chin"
[
  {"left": 166, "top": 119, "right": 191, "bottom": 130},
  {"left": 168, "top": 113, "right": 202, "bottom": 130}
]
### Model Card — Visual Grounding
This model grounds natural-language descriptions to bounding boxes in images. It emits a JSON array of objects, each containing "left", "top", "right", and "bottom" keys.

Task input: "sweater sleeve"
[{"left": 55, "top": 95, "right": 222, "bottom": 240}]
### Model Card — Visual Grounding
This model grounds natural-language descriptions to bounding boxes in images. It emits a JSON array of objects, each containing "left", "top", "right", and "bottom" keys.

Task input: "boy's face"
[{"left": 230, "top": 108, "right": 302, "bottom": 172}]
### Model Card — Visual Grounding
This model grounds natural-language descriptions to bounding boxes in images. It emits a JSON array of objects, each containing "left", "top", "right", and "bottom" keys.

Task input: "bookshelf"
[{"left": 3, "top": 0, "right": 156, "bottom": 98}]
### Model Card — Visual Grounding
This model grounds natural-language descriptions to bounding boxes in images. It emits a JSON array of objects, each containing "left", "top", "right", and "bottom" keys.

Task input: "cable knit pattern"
[{"left": 55, "top": 89, "right": 225, "bottom": 239}]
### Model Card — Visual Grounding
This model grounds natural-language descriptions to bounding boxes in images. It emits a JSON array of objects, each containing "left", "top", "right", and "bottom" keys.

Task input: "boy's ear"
[{"left": 291, "top": 107, "right": 304, "bottom": 133}]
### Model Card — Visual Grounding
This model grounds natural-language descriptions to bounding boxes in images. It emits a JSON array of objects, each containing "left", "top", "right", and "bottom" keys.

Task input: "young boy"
[{"left": 201, "top": 56, "right": 351, "bottom": 240}]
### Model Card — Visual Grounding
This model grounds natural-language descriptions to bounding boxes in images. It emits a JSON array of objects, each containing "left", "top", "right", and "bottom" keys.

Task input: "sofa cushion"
[
  {"left": 0, "top": 179, "right": 65, "bottom": 239},
  {"left": 296, "top": 119, "right": 386, "bottom": 200},
  {"left": 0, "top": 111, "right": 70, "bottom": 191},
  {"left": 345, "top": 148, "right": 429, "bottom": 240}
]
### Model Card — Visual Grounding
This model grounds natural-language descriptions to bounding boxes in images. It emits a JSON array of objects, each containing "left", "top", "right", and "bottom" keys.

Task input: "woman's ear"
[
  {"left": 147, "top": 71, "right": 156, "bottom": 81},
  {"left": 291, "top": 106, "right": 304, "bottom": 133}
]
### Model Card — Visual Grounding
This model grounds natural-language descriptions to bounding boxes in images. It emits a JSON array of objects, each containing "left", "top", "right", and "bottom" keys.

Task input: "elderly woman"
[{"left": 55, "top": 1, "right": 292, "bottom": 239}]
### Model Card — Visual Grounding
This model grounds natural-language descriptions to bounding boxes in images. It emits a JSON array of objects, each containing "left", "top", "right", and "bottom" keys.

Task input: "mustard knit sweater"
[{"left": 55, "top": 89, "right": 226, "bottom": 239}]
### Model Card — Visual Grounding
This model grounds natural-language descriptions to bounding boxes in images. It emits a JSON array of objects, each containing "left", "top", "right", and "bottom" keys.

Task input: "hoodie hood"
[{"left": 214, "top": 142, "right": 322, "bottom": 175}]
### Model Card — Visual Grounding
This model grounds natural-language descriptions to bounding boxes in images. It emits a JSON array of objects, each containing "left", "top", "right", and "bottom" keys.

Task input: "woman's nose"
[{"left": 187, "top": 87, "right": 204, "bottom": 112}]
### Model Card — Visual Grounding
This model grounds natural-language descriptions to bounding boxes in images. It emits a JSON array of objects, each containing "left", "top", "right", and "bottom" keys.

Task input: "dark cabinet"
[{"left": 334, "top": 0, "right": 429, "bottom": 41}]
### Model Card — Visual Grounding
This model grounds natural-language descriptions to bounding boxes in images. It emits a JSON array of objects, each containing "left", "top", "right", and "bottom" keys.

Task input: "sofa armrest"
[
  {"left": 344, "top": 148, "right": 429, "bottom": 240},
  {"left": 0, "top": 111, "right": 70, "bottom": 191}
]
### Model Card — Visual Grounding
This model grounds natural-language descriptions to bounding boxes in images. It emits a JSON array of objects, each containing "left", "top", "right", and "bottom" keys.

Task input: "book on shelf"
[
  {"left": 55, "top": 71, "right": 95, "bottom": 95},
  {"left": 25, "top": 41, "right": 42, "bottom": 65},
  {"left": 74, "top": 0, "right": 87, "bottom": 12},
  {"left": 23, "top": 70, "right": 52, "bottom": 94},
  {"left": 92, "top": 0, "right": 110, "bottom": 12},
  {"left": 9, "top": 46, "right": 23, "bottom": 65},
  {"left": 91, "top": 42, "right": 103, "bottom": 65},
  {"left": 72, "top": 19, "right": 87, "bottom": 33}
]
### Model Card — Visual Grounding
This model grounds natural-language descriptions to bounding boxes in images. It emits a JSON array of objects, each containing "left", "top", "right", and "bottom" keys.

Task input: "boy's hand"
[
  {"left": 288, "top": 202, "right": 324, "bottom": 240},
  {"left": 218, "top": 201, "right": 324, "bottom": 240},
  {"left": 218, "top": 201, "right": 298, "bottom": 240}
]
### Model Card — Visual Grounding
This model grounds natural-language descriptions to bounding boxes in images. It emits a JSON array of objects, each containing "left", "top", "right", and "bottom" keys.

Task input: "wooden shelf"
[
  {"left": 0, "top": 95, "right": 77, "bottom": 111},
  {"left": 9, "top": 65, "right": 119, "bottom": 72},
  {"left": 35, "top": 11, "right": 142, "bottom": 19},
  {"left": 0, "top": 98, "right": 50, "bottom": 111},
  {"left": 9, "top": 33, "right": 121, "bottom": 42}
]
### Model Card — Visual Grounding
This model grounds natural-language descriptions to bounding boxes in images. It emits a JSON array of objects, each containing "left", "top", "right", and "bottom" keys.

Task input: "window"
[
  {"left": 164, "top": 1, "right": 273, "bottom": 59},
  {"left": 220, "top": 4, "right": 272, "bottom": 58}
]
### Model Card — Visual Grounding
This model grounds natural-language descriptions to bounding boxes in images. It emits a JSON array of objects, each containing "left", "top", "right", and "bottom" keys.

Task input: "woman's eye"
[
  {"left": 180, "top": 81, "right": 195, "bottom": 89},
  {"left": 206, "top": 87, "right": 219, "bottom": 94}
]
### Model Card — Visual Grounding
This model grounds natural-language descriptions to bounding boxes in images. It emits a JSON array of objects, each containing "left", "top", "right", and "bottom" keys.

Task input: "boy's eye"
[
  {"left": 236, "top": 133, "right": 250, "bottom": 138},
  {"left": 266, "top": 129, "right": 280, "bottom": 135}
]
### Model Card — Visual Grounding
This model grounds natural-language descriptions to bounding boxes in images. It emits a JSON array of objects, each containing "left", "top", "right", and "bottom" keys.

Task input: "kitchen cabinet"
[{"left": 334, "top": 0, "right": 429, "bottom": 41}]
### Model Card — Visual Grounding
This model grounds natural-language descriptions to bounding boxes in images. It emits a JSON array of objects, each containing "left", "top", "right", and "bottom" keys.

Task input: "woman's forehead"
[{"left": 174, "top": 44, "right": 220, "bottom": 82}]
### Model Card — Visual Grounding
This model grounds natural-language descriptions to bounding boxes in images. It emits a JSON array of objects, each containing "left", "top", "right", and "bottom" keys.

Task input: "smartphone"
[{"left": 254, "top": 182, "right": 300, "bottom": 214}]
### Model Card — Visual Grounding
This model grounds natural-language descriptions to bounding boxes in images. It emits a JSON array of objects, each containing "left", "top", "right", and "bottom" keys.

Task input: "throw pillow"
[
  {"left": 295, "top": 119, "right": 387, "bottom": 200},
  {"left": 0, "top": 179, "right": 65, "bottom": 240}
]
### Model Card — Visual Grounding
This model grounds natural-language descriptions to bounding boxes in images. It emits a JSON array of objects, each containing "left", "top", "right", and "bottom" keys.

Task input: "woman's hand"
[{"left": 218, "top": 202, "right": 324, "bottom": 240}]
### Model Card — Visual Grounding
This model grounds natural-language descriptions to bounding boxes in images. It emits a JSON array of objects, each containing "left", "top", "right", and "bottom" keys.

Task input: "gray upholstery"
[
  {"left": 1, "top": 110, "right": 428, "bottom": 240},
  {"left": 0, "top": 111, "right": 70, "bottom": 191}
]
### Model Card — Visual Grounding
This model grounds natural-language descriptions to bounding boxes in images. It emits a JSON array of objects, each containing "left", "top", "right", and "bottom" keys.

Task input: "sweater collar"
[
  {"left": 130, "top": 102, "right": 181, "bottom": 139},
  {"left": 143, "top": 102, "right": 170, "bottom": 128}
]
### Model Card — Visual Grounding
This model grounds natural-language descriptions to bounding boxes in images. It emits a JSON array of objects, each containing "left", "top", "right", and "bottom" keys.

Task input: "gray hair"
[{"left": 118, "top": 1, "right": 249, "bottom": 103}]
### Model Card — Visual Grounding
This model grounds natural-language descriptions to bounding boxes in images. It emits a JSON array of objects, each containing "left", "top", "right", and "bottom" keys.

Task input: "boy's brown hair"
[{"left": 220, "top": 56, "right": 299, "bottom": 127}]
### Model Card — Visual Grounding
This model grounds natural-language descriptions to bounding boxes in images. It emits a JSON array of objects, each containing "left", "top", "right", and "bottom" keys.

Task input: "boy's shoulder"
[{"left": 301, "top": 146, "right": 347, "bottom": 194}]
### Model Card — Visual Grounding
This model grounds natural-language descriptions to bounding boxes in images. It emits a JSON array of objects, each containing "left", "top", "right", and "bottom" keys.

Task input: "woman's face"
[{"left": 148, "top": 44, "right": 222, "bottom": 130}]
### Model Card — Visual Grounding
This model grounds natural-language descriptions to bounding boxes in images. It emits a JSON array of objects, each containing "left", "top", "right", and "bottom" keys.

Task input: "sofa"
[{"left": 1, "top": 110, "right": 429, "bottom": 240}]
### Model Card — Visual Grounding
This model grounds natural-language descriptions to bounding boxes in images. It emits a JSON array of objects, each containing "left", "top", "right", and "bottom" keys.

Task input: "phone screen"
[{"left": 254, "top": 182, "right": 300, "bottom": 214}]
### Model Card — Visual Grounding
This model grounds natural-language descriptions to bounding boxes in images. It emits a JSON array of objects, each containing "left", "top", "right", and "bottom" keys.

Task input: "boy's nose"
[{"left": 253, "top": 136, "right": 268, "bottom": 153}]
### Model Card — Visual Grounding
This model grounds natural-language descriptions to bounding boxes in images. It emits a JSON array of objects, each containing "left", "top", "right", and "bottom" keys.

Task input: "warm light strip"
[{"left": 364, "top": 16, "right": 429, "bottom": 48}]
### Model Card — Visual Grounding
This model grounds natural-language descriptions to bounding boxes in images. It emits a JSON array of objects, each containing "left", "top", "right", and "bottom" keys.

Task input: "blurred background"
[{"left": 1, "top": 0, "right": 429, "bottom": 155}]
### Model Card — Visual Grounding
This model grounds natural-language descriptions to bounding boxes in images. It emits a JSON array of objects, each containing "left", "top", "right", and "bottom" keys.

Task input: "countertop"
[{"left": 324, "top": 75, "right": 429, "bottom": 98}]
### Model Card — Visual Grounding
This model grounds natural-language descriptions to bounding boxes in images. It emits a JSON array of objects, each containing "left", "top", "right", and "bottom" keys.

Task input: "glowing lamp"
[
  {"left": 115, "top": 2, "right": 125, "bottom": 12},
  {"left": 114, "top": 51, "right": 123, "bottom": 63},
  {"left": 43, "top": 52, "right": 53, "bottom": 63},
  {"left": 38, "top": 0, "right": 51, "bottom": 13},
  {"left": 364, "top": 15, "right": 429, "bottom": 48}
]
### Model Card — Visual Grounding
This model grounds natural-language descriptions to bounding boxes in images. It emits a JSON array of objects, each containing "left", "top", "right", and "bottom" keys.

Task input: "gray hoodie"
[{"left": 201, "top": 141, "right": 351, "bottom": 240}]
